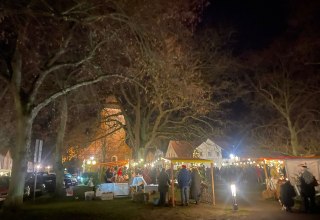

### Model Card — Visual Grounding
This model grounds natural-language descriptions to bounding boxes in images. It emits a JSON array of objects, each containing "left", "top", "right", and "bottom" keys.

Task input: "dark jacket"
[
  {"left": 300, "top": 176, "right": 317, "bottom": 197},
  {"left": 191, "top": 169, "right": 201, "bottom": 201},
  {"left": 105, "top": 169, "right": 113, "bottom": 183},
  {"left": 177, "top": 168, "right": 191, "bottom": 188},
  {"left": 158, "top": 170, "right": 170, "bottom": 193},
  {"left": 280, "top": 181, "right": 296, "bottom": 207}
]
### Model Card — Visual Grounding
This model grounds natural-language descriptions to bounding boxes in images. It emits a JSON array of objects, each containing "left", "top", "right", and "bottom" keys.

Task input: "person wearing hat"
[
  {"left": 177, "top": 165, "right": 191, "bottom": 206},
  {"left": 299, "top": 165, "right": 318, "bottom": 213}
]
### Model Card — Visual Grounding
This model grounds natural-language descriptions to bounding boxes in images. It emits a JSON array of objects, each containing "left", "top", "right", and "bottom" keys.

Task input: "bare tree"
[{"left": 245, "top": 59, "right": 320, "bottom": 156}]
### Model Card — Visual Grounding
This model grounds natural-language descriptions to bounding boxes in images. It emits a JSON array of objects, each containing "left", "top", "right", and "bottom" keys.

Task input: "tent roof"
[
  {"left": 165, "top": 157, "right": 213, "bottom": 164},
  {"left": 240, "top": 153, "right": 320, "bottom": 161}
]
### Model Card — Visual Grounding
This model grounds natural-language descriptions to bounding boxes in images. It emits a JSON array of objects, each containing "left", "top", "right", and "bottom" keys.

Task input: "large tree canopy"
[
  {"left": 0, "top": 0, "right": 135, "bottom": 208},
  {"left": 106, "top": 0, "right": 233, "bottom": 159},
  {"left": 1, "top": 0, "right": 232, "bottom": 208}
]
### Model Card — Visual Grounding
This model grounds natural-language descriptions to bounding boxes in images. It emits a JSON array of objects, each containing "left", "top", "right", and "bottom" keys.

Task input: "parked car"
[
  {"left": 37, "top": 172, "right": 78, "bottom": 192},
  {"left": 25, "top": 172, "right": 46, "bottom": 196},
  {"left": 42, "top": 173, "right": 56, "bottom": 192},
  {"left": 0, "top": 176, "right": 31, "bottom": 202}
]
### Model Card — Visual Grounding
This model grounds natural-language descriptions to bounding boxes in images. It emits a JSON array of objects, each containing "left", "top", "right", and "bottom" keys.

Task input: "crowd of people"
[
  {"left": 104, "top": 166, "right": 129, "bottom": 183},
  {"left": 156, "top": 164, "right": 202, "bottom": 206},
  {"left": 102, "top": 162, "right": 318, "bottom": 212}
]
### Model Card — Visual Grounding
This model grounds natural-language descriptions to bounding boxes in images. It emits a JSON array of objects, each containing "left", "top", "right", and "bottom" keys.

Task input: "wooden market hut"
[{"left": 166, "top": 158, "right": 216, "bottom": 207}]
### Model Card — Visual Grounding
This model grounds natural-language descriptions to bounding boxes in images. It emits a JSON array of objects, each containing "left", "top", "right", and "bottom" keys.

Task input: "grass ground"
[
  {"left": 1, "top": 198, "right": 144, "bottom": 220},
  {"left": 0, "top": 185, "right": 143, "bottom": 220},
  {"left": 0, "top": 184, "right": 319, "bottom": 220}
]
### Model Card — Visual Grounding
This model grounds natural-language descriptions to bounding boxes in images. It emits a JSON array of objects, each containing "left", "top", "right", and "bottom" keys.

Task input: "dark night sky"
[
  {"left": 200, "top": 0, "right": 320, "bottom": 155},
  {"left": 202, "top": 0, "right": 290, "bottom": 53}
]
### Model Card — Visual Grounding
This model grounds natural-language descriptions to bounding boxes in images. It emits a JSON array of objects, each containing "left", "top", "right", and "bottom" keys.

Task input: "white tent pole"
[
  {"left": 211, "top": 162, "right": 215, "bottom": 206},
  {"left": 263, "top": 161, "right": 269, "bottom": 190}
]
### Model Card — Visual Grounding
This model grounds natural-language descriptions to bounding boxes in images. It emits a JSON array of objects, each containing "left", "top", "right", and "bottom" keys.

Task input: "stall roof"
[
  {"left": 98, "top": 160, "right": 129, "bottom": 167},
  {"left": 242, "top": 155, "right": 320, "bottom": 161},
  {"left": 165, "top": 157, "right": 213, "bottom": 164},
  {"left": 236, "top": 148, "right": 320, "bottom": 161}
]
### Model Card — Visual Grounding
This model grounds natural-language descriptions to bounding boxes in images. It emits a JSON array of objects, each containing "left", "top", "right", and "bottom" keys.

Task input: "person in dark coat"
[
  {"left": 280, "top": 179, "right": 296, "bottom": 212},
  {"left": 299, "top": 166, "right": 318, "bottom": 213},
  {"left": 177, "top": 165, "right": 191, "bottom": 206},
  {"left": 157, "top": 168, "right": 170, "bottom": 206},
  {"left": 105, "top": 168, "right": 114, "bottom": 183},
  {"left": 191, "top": 167, "right": 201, "bottom": 204}
]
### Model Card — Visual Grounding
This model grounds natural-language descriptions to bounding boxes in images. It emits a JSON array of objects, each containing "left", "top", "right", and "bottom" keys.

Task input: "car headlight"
[{"left": 24, "top": 186, "right": 31, "bottom": 196}]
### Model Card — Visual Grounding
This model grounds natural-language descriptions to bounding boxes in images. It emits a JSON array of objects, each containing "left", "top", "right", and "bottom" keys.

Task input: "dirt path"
[
  {"left": 140, "top": 186, "right": 319, "bottom": 220},
  {"left": 139, "top": 199, "right": 319, "bottom": 220}
]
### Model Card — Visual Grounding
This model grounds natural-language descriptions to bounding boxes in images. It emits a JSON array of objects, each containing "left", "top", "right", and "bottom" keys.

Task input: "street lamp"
[
  {"left": 86, "top": 156, "right": 96, "bottom": 171},
  {"left": 231, "top": 184, "right": 238, "bottom": 210}
]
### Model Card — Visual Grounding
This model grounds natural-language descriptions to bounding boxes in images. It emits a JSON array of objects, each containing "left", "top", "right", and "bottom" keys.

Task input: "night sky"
[
  {"left": 1, "top": 0, "right": 319, "bottom": 160},
  {"left": 202, "top": 0, "right": 304, "bottom": 53},
  {"left": 200, "top": 0, "right": 320, "bottom": 155}
]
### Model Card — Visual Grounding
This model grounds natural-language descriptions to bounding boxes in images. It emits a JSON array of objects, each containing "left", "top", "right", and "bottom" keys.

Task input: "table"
[
  {"left": 144, "top": 184, "right": 158, "bottom": 193},
  {"left": 130, "top": 176, "right": 147, "bottom": 187},
  {"left": 97, "top": 183, "right": 129, "bottom": 197}
]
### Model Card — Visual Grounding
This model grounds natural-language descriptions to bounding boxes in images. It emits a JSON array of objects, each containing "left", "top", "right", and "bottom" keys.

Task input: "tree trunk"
[
  {"left": 287, "top": 119, "right": 299, "bottom": 156},
  {"left": 101, "top": 138, "right": 107, "bottom": 162},
  {"left": 138, "top": 148, "right": 145, "bottom": 161},
  {"left": 54, "top": 96, "right": 68, "bottom": 197},
  {"left": 100, "top": 139, "right": 107, "bottom": 182},
  {"left": 290, "top": 130, "right": 299, "bottom": 156},
  {"left": 5, "top": 116, "right": 32, "bottom": 210},
  {"left": 133, "top": 107, "right": 141, "bottom": 160},
  {"left": 4, "top": 111, "right": 32, "bottom": 210},
  {"left": 4, "top": 49, "right": 32, "bottom": 210}
]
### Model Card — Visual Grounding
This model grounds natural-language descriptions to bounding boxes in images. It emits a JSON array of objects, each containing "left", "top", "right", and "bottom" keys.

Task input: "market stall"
[
  {"left": 238, "top": 155, "right": 320, "bottom": 200},
  {"left": 166, "top": 158, "right": 215, "bottom": 207},
  {"left": 94, "top": 160, "right": 131, "bottom": 199},
  {"left": 98, "top": 160, "right": 129, "bottom": 183},
  {"left": 284, "top": 157, "right": 320, "bottom": 196}
]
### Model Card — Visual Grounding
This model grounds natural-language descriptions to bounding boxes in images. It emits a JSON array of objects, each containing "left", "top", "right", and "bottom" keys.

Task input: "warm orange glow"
[{"left": 65, "top": 106, "right": 132, "bottom": 164}]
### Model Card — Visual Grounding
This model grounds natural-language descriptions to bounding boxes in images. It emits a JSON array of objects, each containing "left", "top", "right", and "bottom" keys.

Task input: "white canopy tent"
[{"left": 284, "top": 157, "right": 320, "bottom": 196}]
